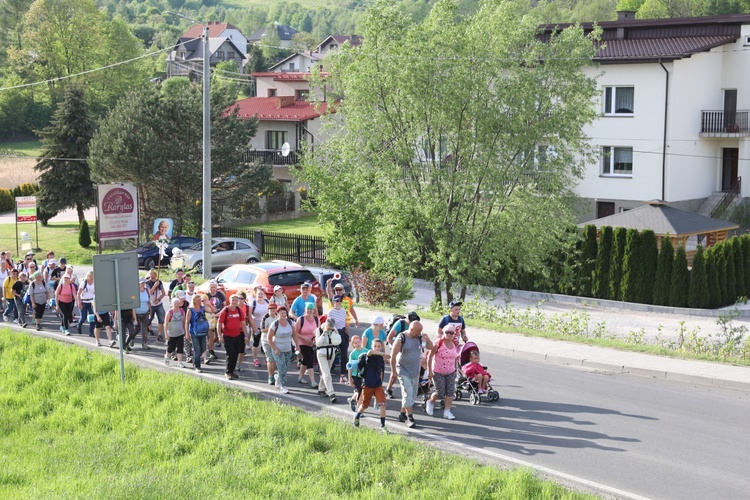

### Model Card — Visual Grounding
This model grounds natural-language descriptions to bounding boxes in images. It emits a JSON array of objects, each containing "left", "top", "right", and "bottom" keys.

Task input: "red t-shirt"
[{"left": 219, "top": 306, "right": 246, "bottom": 337}]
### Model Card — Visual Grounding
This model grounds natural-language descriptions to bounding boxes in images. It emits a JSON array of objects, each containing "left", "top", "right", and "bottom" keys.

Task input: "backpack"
[
  {"left": 385, "top": 314, "right": 406, "bottom": 336},
  {"left": 299, "top": 315, "right": 319, "bottom": 330},
  {"left": 22, "top": 287, "right": 31, "bottom": 305},
  {"left": 191, "top": 306, "right": 209, "bottom": 335},
  {"left": 315, "top": 326, "right": 342, "bottom": 348},
  {"left": 356, "top": 351, "right": 370, "bottom": 379}
]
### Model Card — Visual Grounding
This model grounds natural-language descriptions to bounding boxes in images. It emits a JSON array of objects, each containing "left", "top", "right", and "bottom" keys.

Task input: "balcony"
[
  {"left": 242, "top": 149, "right": 300, "bottom": 165},
  {"left": 700, "top": 110, "right": 750, "bottom": 137}
]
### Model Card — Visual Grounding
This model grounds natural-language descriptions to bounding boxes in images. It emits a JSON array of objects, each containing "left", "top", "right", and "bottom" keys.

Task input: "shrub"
[
  {"left": 653, "top": 236, "right": 674, "bottom": 306},
  {"left": 705, "top": 248, "right": 721, "bottom": 308},
  {"left": 742, "top": 235, "right": 750, "bottom": 297},
  {"left": 79, "top": 220, "right": 92, "bottom": 248},
  {"left": 593, "top": 226, "right": 612, "bottom": 299},
  {"left": 609, "top": 227, "right": 627, "bottom": 300},
  {"left": 349, "top": 264, "right": 414, "bottom": 308},
  {"left": 621, "top": 229, "right": 641, "bottom": 302},
  {"left": 725, "top": 240, "right": 736, "bottom": 303},
  {"left": 640, "top": 230, "right": 658, "bottom": 304},
  {"left": 580, "top": 224, "right": 598, "bottom": 297},
  {"left": 732, "top": 237, "right": 745, "bottom": 300},
  {"left": 18, "top": 183, "right": 37, "bottom": 196},
  {"left": 715, "top": 244, "right": 728, "bottom": 306},
  {"left": 0, "top": 188, "right": 13, "bottom": 212},
  {"left": 688, "top": 245, "right": 709, "bottom": 308},
  {"left": 669, "top": 245, "right": 689, "bottom": 307}
]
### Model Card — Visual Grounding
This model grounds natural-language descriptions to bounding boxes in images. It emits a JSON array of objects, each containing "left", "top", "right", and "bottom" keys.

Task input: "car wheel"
[
  {"left": 194, "top": 261, "right": 203, "bottom": 275},
  {"left": 247, "top": 257, "right": 259, "bottom": 264},
  {"left": 144, "top": 257, "right": 157, "bottom": 270}
]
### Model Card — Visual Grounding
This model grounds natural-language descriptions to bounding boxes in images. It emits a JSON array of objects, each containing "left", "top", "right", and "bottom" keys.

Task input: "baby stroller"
[{"left": 455, "top": 342, "right": 500, "bottom": 405}]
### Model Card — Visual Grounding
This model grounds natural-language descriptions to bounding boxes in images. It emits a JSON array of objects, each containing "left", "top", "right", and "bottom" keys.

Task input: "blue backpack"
[{"left": 191, "top": 307, "right": 209, "bottom": 335}]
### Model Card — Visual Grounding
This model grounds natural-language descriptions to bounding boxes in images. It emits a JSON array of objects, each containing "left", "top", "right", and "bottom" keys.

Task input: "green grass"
[
  {"left": 0, "top": 137, "right": 42, "bottom": 158},
  {"left": 0, "top": 330, "right": 596, "bottom": 499},
  {"left": 0, "top": 221, "right": 101, "bottom": 265},
  {"left": 239, "top": 214, "right": 324, "bottom": 236}
]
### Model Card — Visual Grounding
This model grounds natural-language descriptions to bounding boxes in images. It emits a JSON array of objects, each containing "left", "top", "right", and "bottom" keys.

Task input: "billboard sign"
[
  {"left": 16, "top": 196, "right": 37, "bottom": 223},
  {"left": 97, "top": 184, "right": 138, "bottom": 241}
]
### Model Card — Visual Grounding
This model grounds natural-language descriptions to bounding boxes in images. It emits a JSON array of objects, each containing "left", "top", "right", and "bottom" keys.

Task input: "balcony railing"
[
  {"left": 701, "top": 110, "right": 750, "bottom": 134},
  {"left": 242, "top": 149, "right": 300, "bottom": 165}
]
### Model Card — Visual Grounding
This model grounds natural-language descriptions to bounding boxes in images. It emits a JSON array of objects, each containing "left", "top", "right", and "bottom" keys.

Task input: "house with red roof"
[
  {"left": 555, "top": 12, "right": 750, "bottom": 222},
  {"left": 167, "top": 22, "right": 248, "bottom": 79}
]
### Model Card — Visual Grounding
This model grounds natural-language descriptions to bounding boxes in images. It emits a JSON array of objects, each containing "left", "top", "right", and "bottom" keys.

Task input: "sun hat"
[{"left": 370, "top": 315, "right": 385, "bottom": 325}]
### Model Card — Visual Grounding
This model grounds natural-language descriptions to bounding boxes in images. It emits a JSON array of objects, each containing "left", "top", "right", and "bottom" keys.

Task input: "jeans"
[
  {"left": 224, "top": 335, "right": 244, "bottom": 374},
  {"left": 78, "top": 302, "right": 94, "bottom": 334},
  {"left": 13, "top": 297, "right": 26, "bottom": 325},
  {"left": 3, "top": 299, "right": 17, "bottom": 320},
  {"left": 190, "top": 334, "right": 208, "bottom": 369},
  {"left": 272, "top": 350, "right": 293, "bottom": 388}
]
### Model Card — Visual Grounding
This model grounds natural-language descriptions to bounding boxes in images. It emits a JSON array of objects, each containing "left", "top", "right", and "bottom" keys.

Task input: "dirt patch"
[{"left": 0, "top": 158, "right": 37, "bottom": 189}]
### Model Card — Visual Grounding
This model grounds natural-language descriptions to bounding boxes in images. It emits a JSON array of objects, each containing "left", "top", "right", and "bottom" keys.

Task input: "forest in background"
[{"left": 1, "top": 0, "right": 749, "bottom": 138}]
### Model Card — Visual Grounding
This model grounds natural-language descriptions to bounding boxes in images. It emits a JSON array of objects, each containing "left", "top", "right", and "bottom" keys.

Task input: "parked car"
[
  {"left": 181, "top": 238, "right": 261, "bottom": 274},
  {"left": 196, "top": 262, "right": 323, "bottom": 309},
  {"left": 126, "top": 236, "right": 201, "bottom": 269},
  {"left": 305, "top": 265, "right": 359, "bottom": 302}
]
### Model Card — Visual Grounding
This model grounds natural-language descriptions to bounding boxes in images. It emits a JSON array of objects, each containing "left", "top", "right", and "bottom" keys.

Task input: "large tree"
[
  {"left": 300, "top": 0, "right": 600, "bottom": 302},
  {"left": 34, "top": 84, "right": 96, "bottom": 224},
  {"left": 89, "top": 79, "right": 272, "bottom": 237}
]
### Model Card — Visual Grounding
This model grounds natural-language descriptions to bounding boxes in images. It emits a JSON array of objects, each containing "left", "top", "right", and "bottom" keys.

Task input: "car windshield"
[
  {"left": 140, "top": 241, "right": 157, "bottom": 250},
  {"left": 189, "top": 242, "right": 202, "bottom": 251},
  {"left": 268, "top": 270, "right": 316, "bottom": 287}
]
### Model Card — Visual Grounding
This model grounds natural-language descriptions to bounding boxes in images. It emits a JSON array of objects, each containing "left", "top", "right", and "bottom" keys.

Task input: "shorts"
[
  {"left": 238, "top": 333, "right": 246, "bottom": 354},
  {"left": 150, "top": 304, "right": 165, "bottom": 325},
  {"left": 95, "top": 312, "right": 111, "bottom": 329},
  {"left": 260, "top": 337, "right": 272, "bottom": 362},
  {"left": 298, "top": 344, "right": 315, "bottom": 369},
  {"left": 252, "top": 331, "right": 261, "bottom": 348},
  {"left": 432, "top": 371, "right": 457, "bottom": 400},
  {"left": 167, "top": 335, "right": 185, "bottom": 354},
  {"left": 360, "top": 385, "right": 386, "bottom": 408},
  {"left": 398, "top": 374, "right": 419, "bottom": 409}
]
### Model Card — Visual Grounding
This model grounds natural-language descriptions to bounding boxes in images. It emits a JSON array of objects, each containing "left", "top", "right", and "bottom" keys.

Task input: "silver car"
[{"left": 181, "top": 238, "right": 261, "bottom": 274}]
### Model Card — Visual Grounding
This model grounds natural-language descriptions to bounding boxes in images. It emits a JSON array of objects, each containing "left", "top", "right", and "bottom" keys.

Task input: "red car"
[{"left": 196, "top": 262, "right": 323, "bottom": 308}]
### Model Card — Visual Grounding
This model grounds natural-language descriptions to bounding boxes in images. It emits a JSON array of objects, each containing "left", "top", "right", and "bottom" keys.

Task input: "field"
[
  {"left": 0, "top": 158, "right": 37, "bottom": 189},
  {"left": 0, "top": 221, "right": 98, "bottom": 264},
  {"left": 0, "top": 330, "right": 595, "bottom": 499},
  {"left": 222, "top": 0, "right": 364, "bottom": 10}
]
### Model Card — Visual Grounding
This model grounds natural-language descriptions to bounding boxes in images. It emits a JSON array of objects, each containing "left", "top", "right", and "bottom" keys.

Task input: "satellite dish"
[{"left": 280, "top": 142, "right": 291, "bottom": 157}]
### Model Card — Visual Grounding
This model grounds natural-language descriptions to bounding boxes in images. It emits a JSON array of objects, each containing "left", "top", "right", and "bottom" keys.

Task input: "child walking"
[{"left": 352, "top": 339, "right": 390, "bottom": 432}]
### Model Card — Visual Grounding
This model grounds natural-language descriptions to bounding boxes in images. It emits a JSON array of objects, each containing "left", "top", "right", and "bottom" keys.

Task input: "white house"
[
  {"left": 248, "top": 23, "right": 298, "bottom": 50},
  {"left": 550, "top": 12, "right": 750, "bottom": 221},
  {"left": 268, "top": 51, "right": 325, "bottom": 73},
  {"left": 315, "top": 35, "right": 362, "bottom": 54},
  {"left": 167, "top": 22, "right": 248, "bottom": 78}
]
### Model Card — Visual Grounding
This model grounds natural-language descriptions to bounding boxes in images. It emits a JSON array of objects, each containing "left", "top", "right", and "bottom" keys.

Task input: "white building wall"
[{"left": 222, "top": 28, "right": 248, "bottom": 55}]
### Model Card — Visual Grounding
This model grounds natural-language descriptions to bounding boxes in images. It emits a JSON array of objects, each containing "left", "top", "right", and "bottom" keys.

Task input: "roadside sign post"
[
  {"left": 15, "top": 196, "right": 38, "bottom": 255},
  {"left": 92, "top": 253, "right": 139, "bottom": 384}
]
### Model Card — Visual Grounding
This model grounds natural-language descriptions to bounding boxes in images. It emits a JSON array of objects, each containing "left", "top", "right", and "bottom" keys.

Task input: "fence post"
[{"left": 254, "top": 229, "right": 264, "bottom": 256}]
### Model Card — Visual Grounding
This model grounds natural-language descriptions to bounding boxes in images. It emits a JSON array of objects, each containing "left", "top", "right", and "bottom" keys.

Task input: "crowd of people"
[{"left": 2, "top": 251, "right": 489, "bottom": 432}]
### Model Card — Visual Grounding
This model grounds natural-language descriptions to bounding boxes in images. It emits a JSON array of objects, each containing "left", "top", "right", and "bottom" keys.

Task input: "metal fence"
[{"left": 214, "top": 227, "right": 327, "bottom": 265}]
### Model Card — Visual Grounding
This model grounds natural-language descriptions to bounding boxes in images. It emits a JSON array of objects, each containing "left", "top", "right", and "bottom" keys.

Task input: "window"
[
  {"left": 228, "top": 51, "right": 235, "bottom": 60},
  {"left": 268, "top": 88, "right": 277, "bottom": 97},
  {"left": 289, "top": 62, "right": 296, "bottom": 70},
  {"left": 235, "top": 270, "right": 257, "bottom": 284},
  {"left": 604, "top": 86, "right": 634, "bottom": 115},
  {"left": 267, "top": 131, "right": 287, "bottom": 150},
  {"left": 295, "top": 89, "right": 309, "bottom": 101},
  {"left": 602, "top": 146, "right": 633, "bottom": 176},
  {"left": 216, "top": 51, "right": 224, "bottom": 60}
]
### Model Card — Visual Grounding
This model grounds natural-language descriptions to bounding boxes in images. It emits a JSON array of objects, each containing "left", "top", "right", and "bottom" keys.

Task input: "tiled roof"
[
  {"left": 249, "top": 24, "right": 299, "bottom": 42},
  {"left": 250, "top": 72, "right": 329, "bottom": 81},
  {"left": 182, "top": 22, "right": 239, "bottom": 39},
  {"left": 579, "top": 202, "right": 738, "bottom": 235},
  {"left": 231, "top": 97, "right": 330, "bottom": 122},
  {"left": 541, "top": 13, "right": 750, "bottom": 63}
]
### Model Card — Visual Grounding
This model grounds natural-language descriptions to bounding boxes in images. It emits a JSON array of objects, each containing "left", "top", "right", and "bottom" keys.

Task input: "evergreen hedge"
[
  {"left": 79, "top": 220, "right": 92, "bottom": 248},
  {"left": 705, "top": 248, "right": 721, "bottom": 309},
  {"left": 609, "top": 227, "right": 627, "bottom": 301},
  {"left": 593, "top": 226, "right": 613, "bottom": 299},
  {"left": 715, "top": 244, "right": 728, "bottom": 306},
  {"left": 640, "top": 230, "right": 658, "bottom": 304},
  {"left": 621, "top": 229, "right": 641, "bottom": 302},
  {"left": 669, "top": 246, "right": 690, "bottom": 307},
  {"left": 687, "top": 245, "right": 709, "bottom": 308},
  {"left": 580, "top": 224, "right": 598, "bottom": 297},
  {"left": 742, "top": 235, "right": 750, "bottom": 297},
  {"left": 732, "top": 237, "right": 745, "bottom": 300},
  {"left": 724, "top": 241, "right": 736, "bottom": 304},
  {"left": 652, "top": 236, "right": 673, "bottom": 306}
]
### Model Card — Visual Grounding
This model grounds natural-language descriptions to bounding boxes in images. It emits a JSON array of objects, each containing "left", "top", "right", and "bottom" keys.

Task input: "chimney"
[
  {"left": 275, "top": 95, "right": 295, "bottom": 108},
  {"left": 617, "top": 10, "right": 636, "bottom": 21}
]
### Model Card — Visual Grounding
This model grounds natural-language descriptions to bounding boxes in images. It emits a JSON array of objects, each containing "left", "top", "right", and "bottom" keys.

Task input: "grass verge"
[
  {"left": 0, "top": 330, "right": 595, "bottom": 499},
  {"left": 0, "top": 221, "right": 99, "bottom": 264},
  {"left": 0, "top": 136, "right": 42, "bottom": 157},
  {"left": 237, "top": 214, "right": 324, "bottom": 236}
]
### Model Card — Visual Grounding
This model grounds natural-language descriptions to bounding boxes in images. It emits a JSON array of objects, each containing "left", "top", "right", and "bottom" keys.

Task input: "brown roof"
[
  {"left": 231, "top": 97, "right": 331, "bottom": 122},
  {"left": 541, "top": 13, "right": 750, "bottom": 63},
  {"left": 182, "top": 22, "right": 239, "bottom": 39}
]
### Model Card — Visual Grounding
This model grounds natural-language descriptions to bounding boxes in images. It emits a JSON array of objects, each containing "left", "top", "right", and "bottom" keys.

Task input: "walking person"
[
  {"left": 55, "top": 274, "right": 77, "bottom": 336},
  {"left": 205, "top": 280, "right": 225, "bottom": 362},
  {"left": 164, "top": 298, "right": 186, "bottom": 368},
  {"left": 185, "top": 295, "right": 214, "bottom": 373},
  {"left": 385, "top": 311, "right": 421, "bottom": 399},
  {"left": 290, "top": 281, "right": 317, "bottom": 320},
  {"left": 425, "top": 323, "right": 461, "bottom": 420},
  {"left": 92, "top": 296, "right": 116, "bottom": 348},
  {"left": 28, "top": 272, "right": 50, "bottom": 331},
  {"left": 267, "top": 305, "right": 294, "bottom": 393},
  {"left": 247, "top": 285, "right": 270, "bottom": 368},
  {"left": 115, "top": 307, "right": 138, "bottom": 353},
  {"left": 269, "top": 284, "right": 288, "bottom": 309},
  {"left": 217, "top": 294, "right": 247, "bottom": 380},
  {"left": 0, "top": 253, "right": 9, "bottom": 314},
  {"left": 293, "top": 302, "right": 318, "bottom": 389},
  {"left": 352, "top": 339, "right": 390, "bottom": 432},
  {"left": 437, "top": 300, "right": 469, "bottom": 343},
  {"left": 76, "top": 271, "right": 96, "bottom": 336},
  {"left": 12, "top": 272, "right": 29, "bottom": 328},
  {"left": 3, "top": 268, "right": 19, "bottom": 323},
  {"left": 391, "top": 321, "right": 433, "bottom": 428},
  {"left": 260, "top": 302, "right": 279, "bottom": 384},
  {"left": 135, "top": 277, "right": 151, "bottom": 350},
  {"left": 146, "top": 269, "right": 166, "bottom": 342},
  {"left": 315, "top": 317, "right": 341, "bottom": 404},
  {"left": 327, "top": 294, "right": 350, "bottom": 382}
]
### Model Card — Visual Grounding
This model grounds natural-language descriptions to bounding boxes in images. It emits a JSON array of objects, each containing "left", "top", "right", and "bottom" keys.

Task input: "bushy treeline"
[{"left": 0, "top": 183, "right": 40, "bottom": 212}]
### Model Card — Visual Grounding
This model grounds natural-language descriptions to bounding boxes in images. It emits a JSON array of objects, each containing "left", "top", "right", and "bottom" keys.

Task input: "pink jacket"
[{"left": 462, "top": 361, "right": 490, "bottom": 379}]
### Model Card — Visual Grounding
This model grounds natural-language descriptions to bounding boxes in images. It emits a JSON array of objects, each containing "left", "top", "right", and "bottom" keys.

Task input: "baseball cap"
[
  {"left": 305, "top": 302, "right": 315, "bottom": 310},
  {"left": 171, "top": 297, "right": 181, "bottom": 306},
  {"left": 449, "top": 300, "right": 463, "bottom": 308},
  {"left": 333, "top": 283, "right": 344, "bottom": 289},
  {"left": 176, "top": 291, "right": 187, "bottom": 298},
  {"left": 443, "top": 323, "right": 457, "bottom": 333},
  {"left": 407, "top": 311, "right": 420, "bottom": 322},
  {"left": 301, "top": 281, "right": 312, "bottom": 288},
  {"left": 253, "top": 284, "right": 264, "bottom": 290},
  {"left": 26, "top": 250, "right": 35, "bottom": 256},
  {"left": 209, "top": 279, "right": 218, "bottom": 286},
  {"left": 49, "top": 259, "right": 57, "bottom": 265},
  {"left": 371, "top": 315, "right": 385, "bottom": 325},
  {"left": 332, "top": 295, "right": 343, "bottom": 302},
  {"left": 273, "top": 285, "right": 282, "bottom": 291},
  {"left": 139, "top": 277, "right": 147, "bottom": 283}
]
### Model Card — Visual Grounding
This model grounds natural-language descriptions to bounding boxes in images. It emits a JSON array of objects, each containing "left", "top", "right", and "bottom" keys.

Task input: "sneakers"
[
  {"left": 109, "top": 341, "right": 117, "bottom": 348},
  {"left": 310, "top": 382, "right": 318, "bottom": 389},
  {"left": 124, "top": 345, "right": 132, "bottom": 353},
  {"left": 268, "top": 376, "right": 275, "bottom": 385},
  {"left": 157, "top": 335, "right": 164, "bottom": 342},
  {"left": 280, "top": 386, "right": 289, "bottom": 394},
  {"left": 349, "top": 398, "right": 357, "bottom": 412},
  {"left": 407, "top": 418, "right": 416, "bottom": 428},
  {"left": 36, "top": 324, "right": 42, "bottom": 331},
  {"left": 3, "top": 315, "right": 9, "bottom": 322},
  {"left": 129, "top": 339, "right": 135, "bottom": 348},
  {"left": 353, "top": 415, "right": 360, "bottom": 427},
  {"left": 96, "top": 341, "right": 102, "bottom": 347},
  {"left": 317, "top": 390, "right": 327, "bottom": 396},
  {"left": 142, "top": 343, "right": 151, "bottom": 351},
  {"left": 209, "top": 351, "right": 218, "bottom": 360},
  {"left": 387, "top": 389, "right": 395, "bottom": 399},
  {"left": 224, "top": 373, "right": 232, "bottom": 380},
  {"left": 444, "top": 410, "right": 456, "bottom": 420},
  {"left": 298, "top": 378, "right": 308, "bottom": 384},
  {"left": 164, "top": 355, "right": 170, "bottom": 366},
  {"left": 380, "top": 427, "right": 389, "bottom": 434},
  {"left": 398, "top": 412, "right": 407, "bottom": 423},
  {"left": 21, "top": 322, "right": 27, "bottom": 328},
  {"left": 76, "top": 326, "right": 82, "bottom": 334},
  {"left": 339, "top": 376, "right": 348, "bottom": 384},
  {"left": 60, "top": 326, "right": 65, "bottom": 334},
  {"left": 195, "top": 367, "right": 203, "bottom": 374},
  {"left": 204, "top": 357, "right": 211, "bottom": 365},
  {"left": 330, "top": 395, "right": 337, "bottom": 404},
  {"left": 426, "top": 400, "right": 435, "bottom": 416},
  {"left": 237, "top": 365, "right": 245, "bottom": 372},
  {"left": 64, "top": 329, "right": 71, "bottom": 336},
  {"left": 252, "top": 359, "right": 261, "bottom": 367},
  {"left": 178, "top": 362, "right": 185, "bottom": 369}
]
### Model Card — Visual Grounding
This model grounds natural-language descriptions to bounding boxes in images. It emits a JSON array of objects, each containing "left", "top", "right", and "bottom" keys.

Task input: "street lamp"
[{"left": 166, "top": 11, "right": 212, "bottom": 278}]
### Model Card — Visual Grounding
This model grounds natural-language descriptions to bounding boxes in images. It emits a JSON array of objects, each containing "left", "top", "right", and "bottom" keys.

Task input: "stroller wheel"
[
  {"left": 488, "top": 390, "right": 500, "bottom": 402},
  {"left": 470, "top": 393, "right": 480, "bottom": 405}
]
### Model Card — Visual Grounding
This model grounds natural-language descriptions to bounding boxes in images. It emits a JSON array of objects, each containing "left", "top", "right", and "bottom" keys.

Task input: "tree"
[
  {"left": 609, "top": 226, "right": 627, "bottom": 300},
  {"left": 621, "top": 229, "right": 641, "bottom": 302},
  {"left": 742, "top": 234, "right": 750, "bottom": 296},
  {"left": 725, "top": 239, "right": 737, "bottom": 303},
  {"left": 300, "top": 0, "right": 600, "bottom": 303},
  {"left": 593, "top": 225, "right": 613, "bottom": 299},
  {"left": 79, "top": 219, "right": 91, "bottom": 248},
  {"left": 640, "top": 229, "right": 658, "bottom": 304},
  {"left": 669, "top": 245, "right": 689, "bottom": 307},
  {"left": 581, "top": 224, "right": 598, "bottom": 297},
  {"left": 89, "top": 80, "right": 272, "bottom": 236},
  {"left": 715, "top": 243, "right": 728, "bottom": 305},
  {"left": 652, "top": 235, "right": 673, "bottom": 305},
  {"left": 290, "top": 31, "right": 319, "bottom": 52},
  {"left": 731, "top": 236, "right": 745, "bottom": 300},
  {"left": 34, "top": 85, "right": 96, "bottom": 224},
  {"left": 705, "top": 248, "right": 721, "bottom": 308},
  {"left": 688, "top": 245, "right": 709, "bottom": 308}
]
